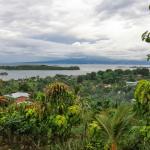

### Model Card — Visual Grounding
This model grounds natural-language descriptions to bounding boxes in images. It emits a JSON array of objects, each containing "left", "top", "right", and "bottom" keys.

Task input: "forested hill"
[{"left": 0, "top": 65, "right": 80, "bottom": 70}]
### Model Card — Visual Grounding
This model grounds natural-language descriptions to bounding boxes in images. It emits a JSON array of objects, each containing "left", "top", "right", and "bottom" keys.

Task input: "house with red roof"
[{"left": 16, "top": 96, "right": 28, "bottom": 104}]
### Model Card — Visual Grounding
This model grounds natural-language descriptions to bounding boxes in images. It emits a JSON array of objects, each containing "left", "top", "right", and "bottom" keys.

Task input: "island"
[
  {"left": 0, "top": 65, "right": 80, "bottom": 70},
  {"left": 0, "top": 72, "right": 8, "bottom": 76}
]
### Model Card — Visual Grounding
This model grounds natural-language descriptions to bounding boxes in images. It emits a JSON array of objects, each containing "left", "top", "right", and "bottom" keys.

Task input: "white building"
[
  {"left": 126, "top": 81, "right": 138, "bottom": 86},
  {"left": 5, "top": 92, "right": 30, "bottom": 99}
]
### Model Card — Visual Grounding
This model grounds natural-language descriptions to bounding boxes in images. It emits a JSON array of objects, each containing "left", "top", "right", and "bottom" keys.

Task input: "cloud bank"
[{"left": 0, "top": 0, "right": 149, "bottom": 62}]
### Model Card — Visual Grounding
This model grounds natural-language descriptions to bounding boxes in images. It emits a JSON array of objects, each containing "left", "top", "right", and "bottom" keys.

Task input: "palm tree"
[
  {"left": 45, "top": 82, "right": 70, "bottom": 103},
  {"left": 96, "top": 105, "right": 134, "bottom": 150}
]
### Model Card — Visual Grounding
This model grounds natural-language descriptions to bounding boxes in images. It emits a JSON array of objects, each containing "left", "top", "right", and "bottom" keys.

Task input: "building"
[
  {"left": 4, "top": 92, "right": 31, "bottom": 104},
  {"left": 126, "top": 81, "right": 138, "bottom": 86},
  {"left": 5, "top": 92, "right": 30, "bottom": 99},
  {"left": 103, "top": 84, "right": 112, "bottom": 88},
  {"left": 16, "top": 96, "right": 28, "bottom": 104}
]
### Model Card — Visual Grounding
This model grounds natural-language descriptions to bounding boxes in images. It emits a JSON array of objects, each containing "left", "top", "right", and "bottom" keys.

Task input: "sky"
[{"left": 0, "top": 0, "right": 150, "bottom": 63}]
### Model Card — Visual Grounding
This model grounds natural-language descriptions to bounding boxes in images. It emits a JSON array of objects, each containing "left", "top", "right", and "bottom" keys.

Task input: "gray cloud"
[
  {"left": 30, "top": 32, "right": 110, "bottom": 44},
  {"left": 96, "top": 0, "right": 149, "bottom": 20},
  {"left": 0, "top": 0, "right": 149, "bottom": 62}
]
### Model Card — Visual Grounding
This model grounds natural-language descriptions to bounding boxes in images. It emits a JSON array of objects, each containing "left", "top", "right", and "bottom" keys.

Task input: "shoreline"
[{"left": 0, "top": 64, "right": 149, "bottom": 81}]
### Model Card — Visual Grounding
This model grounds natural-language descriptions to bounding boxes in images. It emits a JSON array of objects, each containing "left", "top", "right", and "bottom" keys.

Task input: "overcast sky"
[{"left": 0, "top": 0, "right": 150, "bottom": 63}]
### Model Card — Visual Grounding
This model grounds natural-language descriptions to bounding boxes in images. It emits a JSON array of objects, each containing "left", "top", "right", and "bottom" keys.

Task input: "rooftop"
[{"left": 5, "top": 92, "right": 30, "bottom": 99}]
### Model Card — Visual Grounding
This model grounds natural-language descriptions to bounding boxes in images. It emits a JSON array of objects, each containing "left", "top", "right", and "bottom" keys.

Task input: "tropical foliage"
[{"left": 0, "top": 67, "right": 149, "bottom": 149}]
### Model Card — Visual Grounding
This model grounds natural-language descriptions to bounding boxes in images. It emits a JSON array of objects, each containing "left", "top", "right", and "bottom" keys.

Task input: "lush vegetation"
[
  {"left": 0, "top": 65, "right": 80, "bottom": 70},
  {"left": 0, "top": 67, "right": 149, "bottom": 150}
]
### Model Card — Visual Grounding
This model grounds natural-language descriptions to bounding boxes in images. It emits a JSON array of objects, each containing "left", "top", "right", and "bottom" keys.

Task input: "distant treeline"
[{"left": 0, "top": 65, "right": 80, "bottom": 70}]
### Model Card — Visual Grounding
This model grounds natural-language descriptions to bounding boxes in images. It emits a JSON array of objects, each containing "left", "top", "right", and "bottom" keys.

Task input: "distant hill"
[{"left": 28, "top": 56, "right": 150, "bottom": 65}]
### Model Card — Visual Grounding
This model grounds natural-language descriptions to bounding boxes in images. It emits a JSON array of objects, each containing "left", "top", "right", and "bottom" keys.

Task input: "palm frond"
[
  {"left": 96, "top": 105, "right": 134, "bottom": 148},
  {"left": 96, "top": 113, "right": 112, "bottom": 139}
]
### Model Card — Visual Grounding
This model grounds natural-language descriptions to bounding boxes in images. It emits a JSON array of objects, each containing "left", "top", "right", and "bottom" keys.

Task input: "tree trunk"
[{"left": 111, "top": 143, "right": 117, "bottom": 150}]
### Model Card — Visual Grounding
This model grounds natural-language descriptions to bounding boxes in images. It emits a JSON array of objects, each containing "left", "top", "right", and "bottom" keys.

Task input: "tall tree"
[
  {"left": 96, "top": 106, "right": 134, "bottom": 150},
  {"left": 142, "top": 6, "right": 150, "bottom": 60}
]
